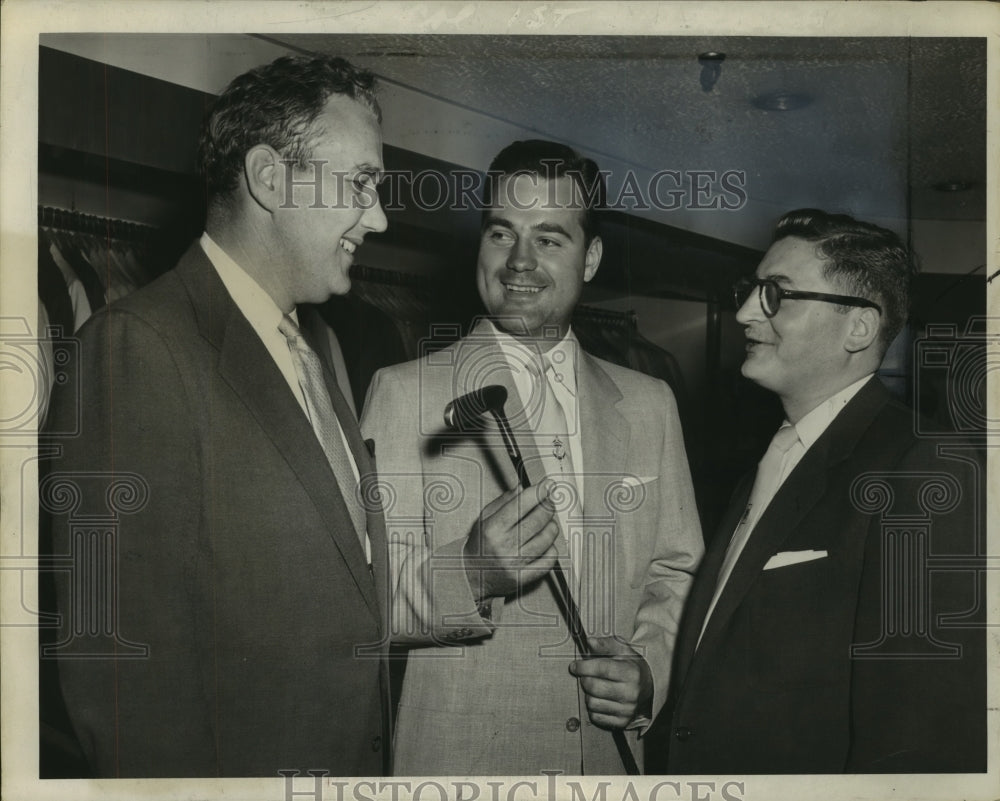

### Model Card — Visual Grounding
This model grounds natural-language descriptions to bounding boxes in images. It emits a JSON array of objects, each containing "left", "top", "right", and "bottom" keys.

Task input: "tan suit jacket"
[{"left": 361, "top": 319, "right": 702, "bottom": 775}]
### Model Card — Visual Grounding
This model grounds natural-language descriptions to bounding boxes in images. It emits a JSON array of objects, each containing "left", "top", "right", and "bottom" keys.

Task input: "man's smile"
[{"left": 503, "top": 282, "right": 545, "bottom": 295}]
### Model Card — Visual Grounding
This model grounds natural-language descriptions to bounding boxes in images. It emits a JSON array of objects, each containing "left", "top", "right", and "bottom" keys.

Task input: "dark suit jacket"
[
  {"left": 646, "top": 377, "right": 986, "bottom": 773},
  {"left": 45, "top": 243, "right": 391, "bottom": 777}
]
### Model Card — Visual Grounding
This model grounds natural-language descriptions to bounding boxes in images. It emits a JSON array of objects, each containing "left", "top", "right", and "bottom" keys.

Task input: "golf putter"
[{"left": 444, "top": 385, "right": 640, "bottom": 775}]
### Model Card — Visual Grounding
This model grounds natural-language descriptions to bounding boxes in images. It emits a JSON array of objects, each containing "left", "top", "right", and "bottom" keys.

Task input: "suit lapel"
[
  {"left": 672, "top": 473, "right": 751, "bottom": 687},
  {"left": 358, "top": 439, "right": 391, "bottom": 639},
  {"left": 576, "top": 350, "right": 627, "bottom": 633},
  {"left": 691, "top": 377, "right": 890, "bottom": 667},
  {"left": 578, "top": 350, "right": 628, "bottom": 514},
  {"left": 174, "top": 246, "right": 379, "bottom": 618},
  {"left": 696, "top": 450, "right": 829, "bottom": 654},
  {"left": 315, "top": 345, "right": 390, "bottom": 628}
]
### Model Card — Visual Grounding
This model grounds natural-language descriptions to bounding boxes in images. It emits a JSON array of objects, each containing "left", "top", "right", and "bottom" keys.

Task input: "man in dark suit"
[
  {"left": 647, "top": 209, "right": 986, "bottom": 773},
  {"left": 45, "top": 55, "right": 391, "bottom": 777}
]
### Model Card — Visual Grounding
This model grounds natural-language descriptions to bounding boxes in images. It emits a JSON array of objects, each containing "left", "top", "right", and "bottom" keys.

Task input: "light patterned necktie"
[
  {"left": 529, "top": 355, "right": 579, "bottom": 503},
  {"left": 531, "top": 353, "right": 584, "bottom": 595},
  {"left": 278, "top": 315, "right": 366, "bottom": 546},
  {"left": 700, "top": 422, "right": 801, "bottom": 641},
  {"left": 540, "top": 355, "right": 577, "bottom": 479}
]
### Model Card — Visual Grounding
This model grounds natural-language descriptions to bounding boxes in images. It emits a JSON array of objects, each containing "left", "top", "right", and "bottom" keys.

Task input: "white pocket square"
[{"left": 763, "top": 550, "right": 828, "bottom": 570}]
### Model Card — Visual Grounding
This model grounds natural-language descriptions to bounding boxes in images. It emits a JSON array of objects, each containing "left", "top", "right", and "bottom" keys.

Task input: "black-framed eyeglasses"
[{"left": 732, "top": 277, "right": 882, "bottom": 319}]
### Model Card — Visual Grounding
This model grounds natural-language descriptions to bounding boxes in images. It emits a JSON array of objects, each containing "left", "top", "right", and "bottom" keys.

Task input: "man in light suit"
[
  {"left": 45, "top": 55, "right": 391, "bottom": 777},
  {"left": 361, "top": 140, "right": 703, "bottom": 775},
  {"left": 647, "top": 209, "right": 985, "bottom": 773}
]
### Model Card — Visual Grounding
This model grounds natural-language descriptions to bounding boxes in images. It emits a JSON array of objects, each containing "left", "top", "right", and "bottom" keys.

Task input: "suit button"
[
  {"left": 371, "top": 735, "right": 381, "bottom": 752},
  {"left": 674, "top": 727, "right": 693, "bottom": 742},
  {"left": 566, "top": 717, "right": 581, "bottom": 732}
]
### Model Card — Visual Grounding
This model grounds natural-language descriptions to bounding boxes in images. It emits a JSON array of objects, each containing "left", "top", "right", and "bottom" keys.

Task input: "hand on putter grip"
[
  {"left": 464, "top": 478, "right": 560, "bottom": 600},
  {"left": 570, "top": 636, "right": 653, "bottom": 730}
]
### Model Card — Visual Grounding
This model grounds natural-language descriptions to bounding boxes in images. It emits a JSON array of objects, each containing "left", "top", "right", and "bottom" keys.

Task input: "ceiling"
[
  {"left": 267, "top": 33, "right": 987, "bottom": 243},
  {"left": 40, "top": 31, "right": 988, "bottom": 261}
]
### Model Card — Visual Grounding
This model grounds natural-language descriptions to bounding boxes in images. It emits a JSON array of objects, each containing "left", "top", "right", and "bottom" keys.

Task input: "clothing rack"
[
  {"left": 38, "top": 205, "right": 161, "bottom": 245},
  {"left": 572, "top": 304, "right": 639, "bottom": 329},
  {"left": 350, "top": 263, "right": 437, "bottom": 290},
  {"left": 38, "top": 205, "right": 174, "bottom": 320}
]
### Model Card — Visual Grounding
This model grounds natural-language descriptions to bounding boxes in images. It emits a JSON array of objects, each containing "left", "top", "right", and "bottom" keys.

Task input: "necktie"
[
  {"left": 700, "top": 422, "right": 801, "bottom": 641},
  {"left": 531, "top": 353, "right": 585, "bottom": 598},
  {"left": 278, "top": 315, "right": 366, "bottom": 547},
  {"left": 532, "top": 355, "right": 579, "bottom": 505}
]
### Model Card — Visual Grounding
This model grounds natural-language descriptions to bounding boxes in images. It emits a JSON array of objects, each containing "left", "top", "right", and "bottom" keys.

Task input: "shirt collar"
[
  {"left": 793, "top": 373, "right": 875, "bottom": 451},
  {"left": 200, "top": 232, "right": 297, "bottom": 331},
  {"left": 543, "top": 334, "right": 579, "bottom": 397},
  {"left": 487, "top": 320, "right": 579, "bottom": 395}
]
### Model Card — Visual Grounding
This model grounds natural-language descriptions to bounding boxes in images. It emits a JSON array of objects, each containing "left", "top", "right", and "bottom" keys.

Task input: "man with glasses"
[{"left": 646, "top": 208, "right": 985, "bottom": 773}]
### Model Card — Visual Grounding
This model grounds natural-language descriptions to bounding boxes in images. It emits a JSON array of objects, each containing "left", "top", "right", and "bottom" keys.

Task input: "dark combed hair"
[
  {"left": 198, "top": 55, "right": 380, "bottom": 198},
  {"left": 773, "top": 208, "right": 916, "bottom": 346},
  {"left": 481, "top": 139, "right": 606, "bottom": 246}
]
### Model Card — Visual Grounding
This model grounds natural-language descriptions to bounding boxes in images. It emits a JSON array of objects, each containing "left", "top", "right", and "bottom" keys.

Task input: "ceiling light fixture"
[
  {"left": 752, "top": 91, "right": 813, "bottom": 111},
  {"left": 698, "top": 51, "right": 725, "bottom": 92}
]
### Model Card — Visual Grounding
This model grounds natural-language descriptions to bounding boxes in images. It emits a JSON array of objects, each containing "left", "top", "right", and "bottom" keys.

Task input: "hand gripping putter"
[{"left": 444, "top": 385, "right": 640, "bottom": 775}]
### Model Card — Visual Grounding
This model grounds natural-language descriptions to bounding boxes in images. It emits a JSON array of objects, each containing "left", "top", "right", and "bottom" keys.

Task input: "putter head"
[{"left": 443, "top": 385, "right": 508, "bottom": 430}]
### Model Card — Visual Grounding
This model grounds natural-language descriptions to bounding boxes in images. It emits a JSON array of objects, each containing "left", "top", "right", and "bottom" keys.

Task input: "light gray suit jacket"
[{"left": 361, "top": 319, "right": 702, "bottom": 775}]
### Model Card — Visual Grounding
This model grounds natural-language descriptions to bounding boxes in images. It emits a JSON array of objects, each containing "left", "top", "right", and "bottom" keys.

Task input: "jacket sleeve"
[
  {"left": 46, "top": 309, "right": 216, "bottom": 777},
  {"left": 629, "top": 380, "right": 704, "bottom": 725},
  {"left": 360, "top": 367, "right": 496, "bottom": 645}
]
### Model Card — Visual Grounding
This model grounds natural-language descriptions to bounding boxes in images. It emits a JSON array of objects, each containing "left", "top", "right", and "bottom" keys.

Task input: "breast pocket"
[{"left": 749, "top": 550, "right": 855, "bottom": 690}]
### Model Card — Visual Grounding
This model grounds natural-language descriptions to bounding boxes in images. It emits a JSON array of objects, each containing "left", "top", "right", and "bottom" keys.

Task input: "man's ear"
[
  {"left": 244, "top": 145, "right": 282, "bottom": 211},
  {"left": 583, "top": 236, "right": 602, "bottom": 283},
  {"left": 844, "top": 307, "right": 881, "bottom": 353}
]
